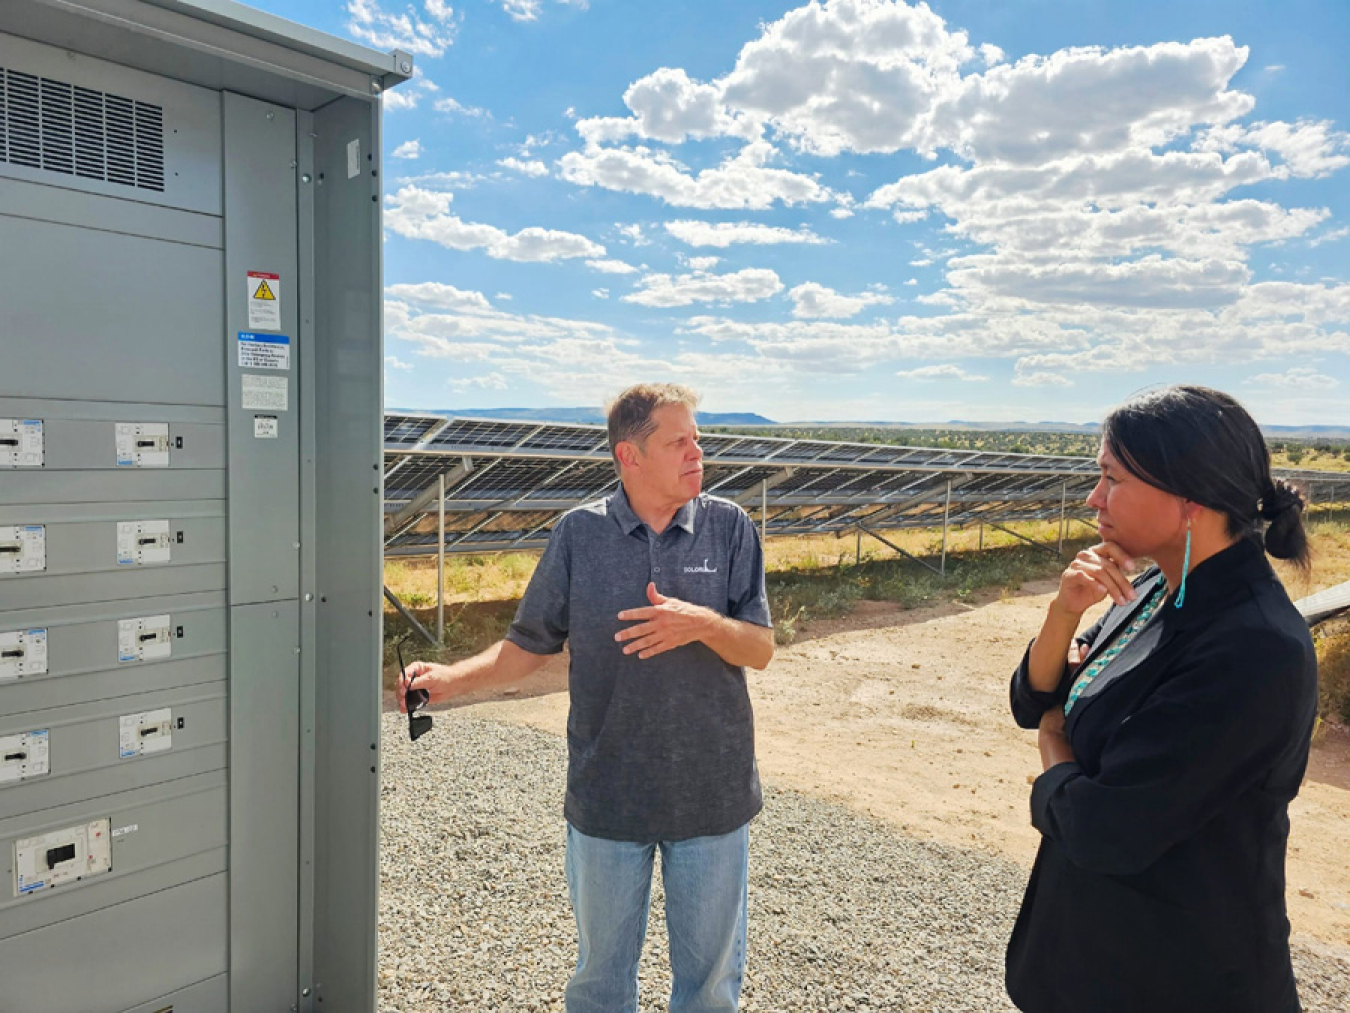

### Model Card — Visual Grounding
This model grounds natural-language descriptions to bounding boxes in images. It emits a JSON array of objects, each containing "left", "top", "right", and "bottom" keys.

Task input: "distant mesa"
[
  {"left": 387, "top": 408, "right": 1350, "bottom": 439},
  {"left": 394, "top": 407, "right": 779, "bottom": 426}
]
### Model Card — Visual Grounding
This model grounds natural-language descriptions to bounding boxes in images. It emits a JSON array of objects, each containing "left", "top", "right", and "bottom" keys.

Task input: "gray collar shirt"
[{"left": 505, "top": 485, "right": 771, "bottom": 842}]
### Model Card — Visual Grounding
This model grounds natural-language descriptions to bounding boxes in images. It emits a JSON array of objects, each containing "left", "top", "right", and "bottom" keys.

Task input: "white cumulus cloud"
[
  {"left": 498, "top": 156, "right": 550, "bottom": 177},
  {"left": 560, "top": 140, "right": 833, "bottom": 210},
  {"left": 385, "top": 186, "right": 605, "bottom": 262},
  {"left": 788, "top": 282, "right": 895, "bottom": 319},
  {"left": 345, "top": 0, "right": 455, "bottom": 58},
  {"left": 1246, "top": 367, "right": 1340, "bottom": 390},
  {"left": 664, "top": 220, "right": 829, "bottom": 247},
  {"left": 623, "top": 268, "right": 784, "bottom": 307},
  {"left": 895, "top": 364, "right": 988, "bottom": 382},
  {"left": 586, "top": 259, "right": 640, "bottom": 274}
]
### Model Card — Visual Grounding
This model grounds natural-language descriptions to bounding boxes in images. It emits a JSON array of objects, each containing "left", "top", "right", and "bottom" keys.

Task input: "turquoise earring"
[{"left": 1174, "top": 523, "right": 1191, "bottom": 609}]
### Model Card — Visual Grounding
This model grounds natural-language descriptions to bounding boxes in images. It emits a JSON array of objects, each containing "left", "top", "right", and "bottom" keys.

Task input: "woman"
[{"left": 1006, "top": 386, "right": 1317, "bottom": 1013}]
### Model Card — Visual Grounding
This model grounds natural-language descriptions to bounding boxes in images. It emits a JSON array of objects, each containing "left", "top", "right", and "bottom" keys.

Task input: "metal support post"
[
  {"left": 856, "top": 527, "right": 862, "bottom": 564},
  {"left": 978, "top": 522, "right": 984, "bottom": 551},
  {"left": 1057, "top": 481, "right": 1068, "bottom": 556},
  {"left": 437, "top": 472, "right": 445, "bottom": 644},
  {"left": 940, "top": 479, "right": 952, "bottom": 577},
  {"left": 858, "top": 525, "right": 943, "bottom": 576},
  {"left": 987, "top": 520, "right": 1061, "bottom": 558},
  {"left": 383, "top": 587, "right": 438, "bottom": 646},
  {"left": 761, "top": 479, "right": 767, "bottom": 543}
]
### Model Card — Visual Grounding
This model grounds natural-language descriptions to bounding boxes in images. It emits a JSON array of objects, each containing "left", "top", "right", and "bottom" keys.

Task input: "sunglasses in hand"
[{"left": 396, "top": 636, "right": 433, "bottom": 742}]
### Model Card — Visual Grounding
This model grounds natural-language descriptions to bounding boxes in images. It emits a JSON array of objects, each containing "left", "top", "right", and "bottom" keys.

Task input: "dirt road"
[{"left": 419, "top": 580, "right": 1350, "bottom": 953}]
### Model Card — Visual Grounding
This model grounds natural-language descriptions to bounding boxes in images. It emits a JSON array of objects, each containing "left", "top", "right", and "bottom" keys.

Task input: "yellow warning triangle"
[{"left": 253, "top": 279, "right": 277, "bottom": 301}]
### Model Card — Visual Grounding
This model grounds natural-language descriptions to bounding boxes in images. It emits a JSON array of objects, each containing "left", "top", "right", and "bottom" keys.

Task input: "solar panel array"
[{"left": 383, "top": 413, "right": 1350, "bottom": 556}]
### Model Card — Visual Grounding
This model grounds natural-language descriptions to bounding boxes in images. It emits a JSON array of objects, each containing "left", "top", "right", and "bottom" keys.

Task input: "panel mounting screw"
[
  {"left": 371, "top": 79, "right": 382, "bottom": 94},
  {"left": 399, "top": 60, "right": 412, "bottom": 74}
]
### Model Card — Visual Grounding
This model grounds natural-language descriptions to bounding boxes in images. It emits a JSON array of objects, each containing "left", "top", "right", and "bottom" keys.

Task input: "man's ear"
[{"left": 615, "top": 440, "right": 640, "bottom": 471}]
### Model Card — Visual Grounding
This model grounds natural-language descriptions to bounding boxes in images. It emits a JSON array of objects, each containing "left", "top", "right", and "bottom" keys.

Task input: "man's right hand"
[
  {"left": 395, "top": 640, "right": 552, "bottom": 712},
  {"left": 397, "top": 660, "right": 448, "bottom": 713},
  {"left": 1054, "top": 541, "right": 1136, "bottom": 615}
]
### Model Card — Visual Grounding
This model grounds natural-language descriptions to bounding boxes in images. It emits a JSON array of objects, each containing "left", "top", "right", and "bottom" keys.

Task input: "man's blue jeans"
[{"left": 563, "top": 821, "right": 749, "bottom": 1013}]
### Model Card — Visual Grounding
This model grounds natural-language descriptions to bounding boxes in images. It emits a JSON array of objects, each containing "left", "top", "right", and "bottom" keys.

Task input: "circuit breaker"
[
  {"left": 118, "top": 615, "right": 173, "bottom": 664},
  {"left": 14, "top": 818, "right": 113, "bottom": 896},
  {"left": 0, "top": 730, "right": 50, "bottom": 785},
  {"left": 115, "top": 423, "right": 173, "bottom": 468},
  {"left": 116, "top": 520, "right": 175, "bottom": 566},
  {"left": 0, "top": 628, "right": 47, "bottom": 681},
  {"left": 0, "top": 525, "right": 45, "bottom": 575},
  {"left": 0, "top": 419, "right": 43, "bottom": 468},
  {"left": 0, "top": 3, "right": 405, "bottom": 1011}
]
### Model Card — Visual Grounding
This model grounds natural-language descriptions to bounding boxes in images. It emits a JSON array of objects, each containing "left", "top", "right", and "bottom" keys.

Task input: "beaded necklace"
[{"left": 1063, "top": 581, "right": 1167, "bottom": 717}]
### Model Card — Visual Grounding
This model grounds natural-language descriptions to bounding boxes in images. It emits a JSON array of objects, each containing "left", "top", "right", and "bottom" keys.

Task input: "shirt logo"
[{"left": 684, "top": 558, "right": 718, "bottom": 574}]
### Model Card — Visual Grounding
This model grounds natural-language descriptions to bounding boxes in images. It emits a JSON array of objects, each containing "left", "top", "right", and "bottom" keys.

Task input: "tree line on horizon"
[{"left": 708, "top": 427, "right": 1350, "bottom": 467}]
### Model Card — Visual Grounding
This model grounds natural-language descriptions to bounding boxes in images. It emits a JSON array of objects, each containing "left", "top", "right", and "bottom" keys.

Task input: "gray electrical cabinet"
[{"left": 0, "top": 3, "right": 408, "bottom": 1010}]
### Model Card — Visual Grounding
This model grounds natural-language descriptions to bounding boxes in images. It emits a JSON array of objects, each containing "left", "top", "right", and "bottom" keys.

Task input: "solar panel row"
[{"left": 382, "top": 413, "right": 1350, "bottom": 557}]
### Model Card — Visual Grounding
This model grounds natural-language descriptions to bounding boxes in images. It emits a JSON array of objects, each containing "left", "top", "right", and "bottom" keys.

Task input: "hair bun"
[{"left": 1259, "top": 479, "right": 1305, "bottom": 521}]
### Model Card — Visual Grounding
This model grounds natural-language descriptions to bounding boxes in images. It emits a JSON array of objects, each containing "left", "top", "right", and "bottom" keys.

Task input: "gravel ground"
[{"left": 378, "top": 713, "right": 1350, "bottom": 1012}]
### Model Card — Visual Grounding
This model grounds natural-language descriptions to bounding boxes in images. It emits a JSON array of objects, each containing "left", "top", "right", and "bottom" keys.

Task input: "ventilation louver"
[{"left": 1, "top": 67, "right": 165, "bottom": 192}]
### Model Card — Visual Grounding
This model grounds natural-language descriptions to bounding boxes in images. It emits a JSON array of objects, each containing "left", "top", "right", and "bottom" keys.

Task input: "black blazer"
[{"left": 1006, "top": 536, "right": 1317, "bottom": 1013}]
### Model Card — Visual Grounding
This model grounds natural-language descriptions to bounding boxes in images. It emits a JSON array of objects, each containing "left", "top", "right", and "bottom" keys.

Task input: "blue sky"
[{"left": 254, "top": 0, "right": 1350, "bottom": 424}]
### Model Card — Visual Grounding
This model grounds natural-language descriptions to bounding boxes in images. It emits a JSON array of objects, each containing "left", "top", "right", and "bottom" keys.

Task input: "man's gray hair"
[{"left": 606, "top": 383, "right": 701, "bottom": 475}]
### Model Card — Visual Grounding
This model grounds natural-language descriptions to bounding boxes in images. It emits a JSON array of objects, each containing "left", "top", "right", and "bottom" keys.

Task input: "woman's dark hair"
[{"left": 1101, "top": 385, "right": 1310, "bottom": 571}]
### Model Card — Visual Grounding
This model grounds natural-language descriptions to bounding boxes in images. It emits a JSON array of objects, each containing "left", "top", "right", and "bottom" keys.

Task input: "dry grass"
[
  {"left": 1272, "top": 450, "right": 1350, "bottom": 474},
  {"left": 1271, "top": 508, "right": 1350, "bottom": 600},
  {"left": 1316, "top": 622, "right": 1350, "bottom": 728},
  {"left": 384, "top": 515, "right": 1350, "bottom": 725}
]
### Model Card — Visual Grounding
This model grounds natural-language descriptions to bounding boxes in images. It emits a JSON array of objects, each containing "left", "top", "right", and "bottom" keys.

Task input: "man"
[{"left": 400, "top": 383, "right": 774, "bottom": 1012}]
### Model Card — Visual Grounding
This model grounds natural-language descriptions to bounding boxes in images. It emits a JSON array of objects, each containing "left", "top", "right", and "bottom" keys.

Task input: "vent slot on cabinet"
[{"left": 1, "top": 67, "right": 165, "bottom": 193}]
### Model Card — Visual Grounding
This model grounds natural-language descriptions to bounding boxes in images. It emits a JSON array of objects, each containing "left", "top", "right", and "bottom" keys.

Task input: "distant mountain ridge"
[
  {"left": 790, "top": 420, "right": 1350, "bottom": 438},
  {"left": 390, "top": 408, "right": 1350, "bottom": 439},
  {"left": 393, "top": 407, "right": 778, "bottom": 426}
]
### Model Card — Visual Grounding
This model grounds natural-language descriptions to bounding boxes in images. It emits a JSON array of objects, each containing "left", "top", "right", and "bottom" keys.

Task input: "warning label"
[
  {"left": 242, "top": 374, "right": 289, "bottom": 412},
  {"left": 247, "top": 271, "right": 281, "bottom": 330},
  {"left": 238, "top": 332, "right": 291, "bottom": 370}
]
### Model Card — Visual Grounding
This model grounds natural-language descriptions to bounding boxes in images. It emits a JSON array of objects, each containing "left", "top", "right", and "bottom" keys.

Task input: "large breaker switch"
[
  {"left": 0, "top": 628, "right": 48, "bottom": 682},
  {"left": 0, "top": 525, "right": 46, "bottom": 574},
  {"left": 116, "top": 520, "right": 173, "bottom": 566},
  {"left": 0, "top": 419, "right": 44, "bottom": 467},
  {"left": 115, "top": 422, "right": 171, "bottom": 467},
  {"left": 119, "top": 709, "right": 174, "bottom": 758},
  {"left": 14, "top": 819, "right": 113, "bottom": 896},
  {"left": 0, "top": 730, "right": 50, "bottom": 784},
  {"left": 118, "top": 615, "right": 172, "bottom": 663}
]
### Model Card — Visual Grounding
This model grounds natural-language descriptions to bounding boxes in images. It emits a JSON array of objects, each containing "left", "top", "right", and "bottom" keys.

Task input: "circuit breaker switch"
[
  {"left": 0, "top": 730, "right": 50, "bottom": 784},
  {"left": 117, "top": 615, "right": 172, "bottom": 663},
  {"left": 0, "top": 526, "right": 46, "bottom": 574},
  {"left": 116, "top": 520, "right": 172, "bottom": 566},
  {"left": 0, "top": 419, "right": 43, "bottom": 467},
  {"left": 119, "top": 708, "right": 173, "bottom": 758},
  {"left": 46, "top": 844, "right": 76, "bottom": 869},
  {"left": 0, "top": 629, "right": 49, "bottom": 681},
  {"left": 115, "top": 422, "right": 171, "bottom": 467},
  {"left": 14, "top": 819, "right": 113, "bottom": 896}
]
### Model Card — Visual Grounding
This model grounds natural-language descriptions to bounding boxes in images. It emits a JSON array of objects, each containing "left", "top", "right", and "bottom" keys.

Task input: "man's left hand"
[{"left": 616, "top": 582, "right": 717, "bottom": 659}]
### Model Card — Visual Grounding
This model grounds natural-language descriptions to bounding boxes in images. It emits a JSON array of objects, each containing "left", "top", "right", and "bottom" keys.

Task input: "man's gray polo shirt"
[{"left": 505, "top": 486, "right": 771, "bottom": 843}]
